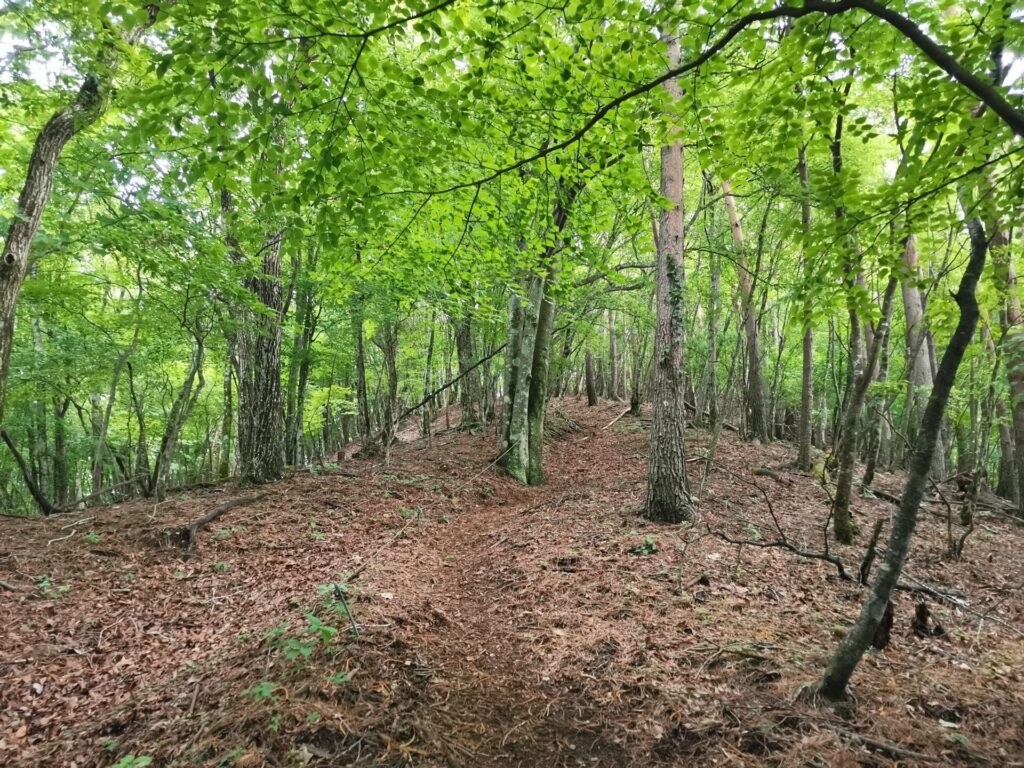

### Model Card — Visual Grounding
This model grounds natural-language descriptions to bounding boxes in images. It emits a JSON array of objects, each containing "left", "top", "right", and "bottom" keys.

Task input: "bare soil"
[{"left": 2, "top": 400, "right": 1022, "bottom": 767}]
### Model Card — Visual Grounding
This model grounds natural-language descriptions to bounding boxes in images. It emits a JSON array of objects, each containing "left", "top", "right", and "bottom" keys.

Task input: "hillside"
[{"left": 2, "top": 401, "right": 1022, "bottom": 767}]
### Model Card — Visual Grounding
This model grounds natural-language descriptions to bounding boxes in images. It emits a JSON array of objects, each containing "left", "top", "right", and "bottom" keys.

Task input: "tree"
[{"left": 644, "top": 35, "right": 695, "bottom": 525}]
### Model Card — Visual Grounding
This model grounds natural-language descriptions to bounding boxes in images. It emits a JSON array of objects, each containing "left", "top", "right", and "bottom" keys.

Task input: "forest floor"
[{"left": 2, "top": 400, "right": 1023, "bottom": 768}]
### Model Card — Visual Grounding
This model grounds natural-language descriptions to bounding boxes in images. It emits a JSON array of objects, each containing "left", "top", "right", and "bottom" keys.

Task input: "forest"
[{"left": 1, "top": 0, "right": 1023, "bottom": 765}]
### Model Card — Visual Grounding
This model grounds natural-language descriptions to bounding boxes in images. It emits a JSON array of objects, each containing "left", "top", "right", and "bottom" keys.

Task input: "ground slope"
[{"left": 1, "top": 401, "right": 1022, "bottom": 767}]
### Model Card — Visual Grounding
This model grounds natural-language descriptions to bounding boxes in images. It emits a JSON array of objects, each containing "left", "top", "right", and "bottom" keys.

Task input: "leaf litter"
[{"left": 1, "top": 401, "right": 1022, "bottom": 766}]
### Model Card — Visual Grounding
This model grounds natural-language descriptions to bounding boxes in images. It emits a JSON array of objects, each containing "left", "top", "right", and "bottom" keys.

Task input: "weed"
[
  {"left": 103, "top": 739, "right": 119, "bottom": 753},
  {"left": 308, "top": 519, "right": 325, "bottom": 541},
  {"left": 84, "top": 532, "right": 101, "bottom": 544},
  {"left": 112, "top": 757, "right": 152, "bottom": 768},
  {"left": 326, "top": 670, "right": 354, "bottom": 686},
  {"left": 243, "top": 680, "right": 279, "bottom": 703},
  {"left": 628, "top": 535, "right": 658, "bottom": 556},
  {"left": 213, "top": 562, "right": 230, "bottom": 573},
  {"left": 35, "top": 576, "right": 69, "bottom": 599}
]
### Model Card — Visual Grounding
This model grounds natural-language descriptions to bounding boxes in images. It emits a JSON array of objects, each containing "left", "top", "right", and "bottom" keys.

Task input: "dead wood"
[
  {"left": 172, "top": 494, "right": 267, "bottom": 558},
  {"left": 835, "top": 728, "right": 942, "bottom": 763}
]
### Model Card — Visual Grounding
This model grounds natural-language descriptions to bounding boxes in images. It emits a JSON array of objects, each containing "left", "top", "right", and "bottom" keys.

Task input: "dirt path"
[{"left": 2, "top": 401, "right": 1023, "bottom": 766}]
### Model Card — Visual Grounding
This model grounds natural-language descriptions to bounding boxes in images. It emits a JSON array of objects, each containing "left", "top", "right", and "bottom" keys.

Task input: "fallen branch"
[
  {"left": 601, "top": 407, "right": 631, "bottom": 431},
  {"left": 173, "top": 494, "right": 267, "bottom": 558},
  {"left": 835, "top": 728, "right": 941, "bottom": 763},
  {"left": 707, "top": 525, "right": 852, "bottom": 581}
]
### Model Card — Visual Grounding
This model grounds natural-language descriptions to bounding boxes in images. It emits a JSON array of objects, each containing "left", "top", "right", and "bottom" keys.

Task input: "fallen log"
[{"left": 171, "top": 494, "right": 267, "bottom": 559}]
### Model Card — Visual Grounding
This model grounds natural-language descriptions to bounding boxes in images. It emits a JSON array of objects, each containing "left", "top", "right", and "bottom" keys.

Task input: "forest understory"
[{"left": 2, "top": 400, "right": 1021, "bottom": 768}]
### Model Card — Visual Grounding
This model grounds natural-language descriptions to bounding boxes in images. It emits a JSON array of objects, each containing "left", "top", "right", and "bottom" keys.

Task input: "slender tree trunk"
[
  {"left": 862, "top": 295, "right": 892, "bottom": 487},
  {"left": 990, "top": 224, "right": 1024, "bottom": 513},
  {"left": 374, "top": 320, "right": 400, "bottom": 457},
  {"left": 644, "top": 34, "right": 695, "bottom": 524},
  {"left": 455, "top": 316, "right": 483, "bottom": 429},
  {"left": 721, "top": 179, "right": 769, "bottom": 442},
  {"left": 832, "top": 278, "right": 898, "bottom": 543},
  {"left": 236, "top": 229, "right": 285, "bottom": 484},
  {"left": 797, "top": 144, "right": 814, "bottom": 469},
  {"left": 607, "top": 309, "right": 621, "bottom": 401},
  {"left": 218, "top": 362, "right": 233, "bottom": 478},
  {"left": 150, "top": 336, "right": 206, "bottom": 499},
  {"left": 52, "top": 396, "right": 70, "bottom": 507},
  {"left": 819, "top": 217, "right": 987, "bottom": 700},
  {"left": 421, "top": 318, "right": 436, "bottom": 438}
]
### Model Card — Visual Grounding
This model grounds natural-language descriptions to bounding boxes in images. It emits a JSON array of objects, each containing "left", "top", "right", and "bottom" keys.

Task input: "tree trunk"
[
  {"left": 991, "top": 224, "right": 1024, "bottom": 513},
  {"left": 218, "top": 362, "right": 233, "bottom": 478},
  {"left": 644, "top": 34, "right": 695, "bottom": 524},
  {"left": 585, "top": 349, "right": 598, "bottom": 406},
  {"left": 607, "top": 309, "right": 621, "bottom": 401},
  {"left": 374, "top": 320, "right": 400, "bottom": 457},
  {"left": 422, "top": 318, "right": 436, "bottom": 437},
  {"left": 0, "top": 8, "right": 160, "bottom": 421},
  {"left": 52, "top": 397, "right": 70, "bottom": 507},
  {"left": 455, "top": 316, "right": 483, "bottom": 429},
  {"left": 819, "top": 217, "right": 987, "bottom": 700},
  {"left": 832, "top": 278, "right": 898, "bottom": 543},
  {"left": 500, "top": 182, "right": 581, "bottom": 485},
  {"left": 797, "top": 144, "right": 814, "bottom": 470},
  {"left": 236, "top": 229, "right": 285, "bottom": 484},
  {"left": 721, "top": 179, "right": 769, "bottom": 442},
  {"left": 150, "top": 336, "right": 206, "bottom": 499},
  {"left": 862, "top": 295, "right": 892, "bottom": 488},
  {"left": 527, "top": 265, "right": 558, "bottom": 484}
]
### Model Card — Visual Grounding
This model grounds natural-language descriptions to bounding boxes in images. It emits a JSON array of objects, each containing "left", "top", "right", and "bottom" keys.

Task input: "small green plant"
[
  {"left": 213, "top": 562, "right": 230, "bottom": 573},
  {"left": 84, "top": 532, "right": 101, "bottom": 544},
  {"left": 112, "top": 757, "right": 152, "bottom": 768},
  {"left": 326, "top": 670, "right": 354, "bottom": 686},
  {"left": 243, "top": 680, "right": 279, "bottom": 703},
  {"left": 103, "top": 739, "right": 119, "bottom": 753},
  {"left": 35, "top": 576, "right": 69, "bottom": 599},
  {"left": 214, "top": 527, "right": 231, "bottom": 539},
  {"left": 308, "top": 519, "right": 325, "bottom": 541},
  {"left": 628, "top": 535, "right": 658, "bottom": 556}
]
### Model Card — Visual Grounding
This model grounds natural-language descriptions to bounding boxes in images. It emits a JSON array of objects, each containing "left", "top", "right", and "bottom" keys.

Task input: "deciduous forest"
[{"left": 1, "top": 0, "right": 1023, "bottom": 765}]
